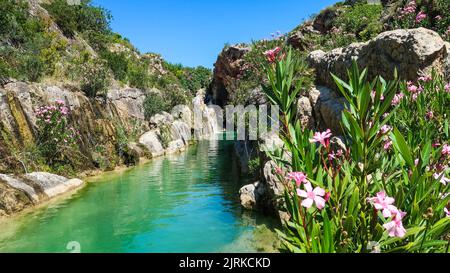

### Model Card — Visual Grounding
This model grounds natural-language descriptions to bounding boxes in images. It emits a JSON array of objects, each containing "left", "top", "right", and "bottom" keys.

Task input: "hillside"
[
  {"left": 0, "top": 0, "right": 217, "bottom": 178},
  {"left": 0, "top": 0, "right": 211, "bottom": 106},
  {"left": 209, "top": 0, "right": 450, "bottom": 106}
]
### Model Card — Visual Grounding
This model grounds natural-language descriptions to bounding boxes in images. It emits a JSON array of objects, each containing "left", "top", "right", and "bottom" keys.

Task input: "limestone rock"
[
  {"left": 239, "top": 181, "right": 266, "bottom": 210},
  {"left": 263, "top": 161, "right": 284, "bottom": 199},
  {"left": 0, "top": 181, "right": 33, "bottom": 216},
  {"left": 0, "top": 172, "right": 84, "bottom": 216},
  {"left": 166, "top": 139, "right": 186, "bottom": 154},
  {"left": 24, "top": 172, "right": 84, "bottom": 199},
  {"left": 312, "top": 86, "right": 346, "bottom": 134},
  {"left": 138, "top": 130, "right": 165, "bottom": 158},
  {"left": 0, "top": 173, "right": 39, "bottom": 202},
  {"left": 297, "top": 96, "right": 315, "bottom": 129}
]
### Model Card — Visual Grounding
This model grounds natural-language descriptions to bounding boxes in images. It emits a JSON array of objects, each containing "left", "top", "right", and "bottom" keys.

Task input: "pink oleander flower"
[
  {"left": 55, "top": 99, "right": 65, "bottom": 105},
  {"left": 442, "top": 144, "right": 450, "bottom": 156},
  {"left": 275, "top": 166, "right": 283, "bottom": 175},
  {"left": 60, "top": 106, "right": 69, "bottom": 115},
  {"left": 324, "top": 192, "right": 331, "bottom": 202},
  {"left": 445, "top": 83, "right": 450, "bottom": 93},
  {"left": 418, "top": 75, "right": 432, "bottom": 82},
  {"left": 371, "top": 91, "right": 384, "bottom": 101},
  {"left": 415, "top": 11, "right": 426, "bottom": 23},
  {"left": 435, "top": 15, "right": 442, "bottom": 20},
  {"left": 414, "top": 158, "right": 419, "bottom": 166},
  {"left": 264, "top": 47, "right": 281, "bottom": 63},
  {"left": 408, "top": 84, "right": 418, "bottom": 93},
  {"left": 309, "top": 129, "right": 332, "bottom": 147},
  {"left": 383, "top": 140, "right": 393, "bottom": 151},
  {"left": 391, "top": 93, "right": 404, "bottom": 106},
  {"left": 433, "top": 172, "right": 450, "bottom": 186},
  {"left": 328, "top": 151, "right": 336, "bottom": 160},
  {"left": 426, "top": 111, "right": 434, "bottom": 120},
  {"left": 379, "top": 125, "right": 392, "bottom": 135},
  {"left": 383, "top": 210, "right": 407, "bottom": 238},
  {"left": 445, "top": 208, "right": 450, "bottom": 218},
  {"left": 368, "top": 191, "right": 398, "bottom": 218},
  {"left": 297, "top": 182, "right": 326, "bottom": 210},
  {"left": 286, "top": 172, "right": 307, "bottom": 186}
]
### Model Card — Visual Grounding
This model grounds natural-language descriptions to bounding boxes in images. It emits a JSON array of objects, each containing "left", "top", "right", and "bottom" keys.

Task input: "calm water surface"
[{"left": 0, "top": 137, "right": 278, "bottom": 253}]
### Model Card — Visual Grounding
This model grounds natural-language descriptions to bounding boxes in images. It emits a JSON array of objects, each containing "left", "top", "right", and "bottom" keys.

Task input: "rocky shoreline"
[{"left": 0, "top": 84, "right": 219, "bottom": 217}]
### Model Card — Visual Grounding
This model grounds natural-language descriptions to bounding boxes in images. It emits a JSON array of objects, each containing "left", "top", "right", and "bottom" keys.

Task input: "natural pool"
[{"left": 0, "top": 137, "right": 279, "bottom": 253}]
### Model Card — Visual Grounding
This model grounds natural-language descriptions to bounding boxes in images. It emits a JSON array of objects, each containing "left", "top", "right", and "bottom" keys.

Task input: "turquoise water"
[{"left": 0, "top": 138, "right": 278, "bottom": 253}]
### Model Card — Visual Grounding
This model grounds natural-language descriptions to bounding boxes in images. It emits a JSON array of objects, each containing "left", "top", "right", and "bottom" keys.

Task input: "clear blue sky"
[{"left": 92, "top": 0, "right": 338, "bottom": 68}]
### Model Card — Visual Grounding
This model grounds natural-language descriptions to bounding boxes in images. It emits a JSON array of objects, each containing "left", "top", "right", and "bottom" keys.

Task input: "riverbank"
[
  {"left": 0, "top": 83, "right": 220, "bottom": 217},
  {"left": 0, "top": 137, "right": 280, "bottom": 253}
]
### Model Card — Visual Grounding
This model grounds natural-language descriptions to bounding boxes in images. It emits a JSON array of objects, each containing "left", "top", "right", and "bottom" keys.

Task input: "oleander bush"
[
  {"left": 261, "top": 47, "right": 450, "bottom": 253},
  {"left": 79, "top": 58, "right": 110, "bottom": 98},
  {"left": 35, "top": 100, "right": 80, "bottom": 166},
  {"left": 393, "top": 0, "right": 450, "bottom": 41}
]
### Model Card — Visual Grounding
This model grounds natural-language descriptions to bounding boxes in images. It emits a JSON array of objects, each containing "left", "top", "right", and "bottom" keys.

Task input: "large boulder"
[
  {"left": 309, "top": 86, "right": 346, "bottom": 134},
  {"left": 23, "top": 172, "right": 83, "bottom": 199},
  {"left": 0, "top": 172, "right": 85, "bottom": 216},
  {"left": 138, "top": 130, "right": 165, "bottom": 158},
  {"left": 239, "top": 181, "right": 267, "bottom": 210},
  {"left": 307, "top": 28, "right": 448, "bottom": 89}
]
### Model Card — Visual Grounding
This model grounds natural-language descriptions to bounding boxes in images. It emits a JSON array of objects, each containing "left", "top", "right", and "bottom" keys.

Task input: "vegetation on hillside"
[{"left": 0, "top": 0, "right": 211, "bottom": 102}]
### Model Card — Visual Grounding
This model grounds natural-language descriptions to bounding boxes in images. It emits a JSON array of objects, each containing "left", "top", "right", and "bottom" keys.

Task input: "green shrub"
[
  {"left": 143, "top": 92, "right": 169, "bottom": 120},
  {"left": 248, "top": 157, "right": 261, "bottom": 177},
  {"left": 35, "top": 100, "right": 79, "bottom": 166},
  {"left": 164, "top": 62, "right": 212, "bottom": 94},
  {"left": 159, "top": 124, "right": 172, "bottom": 149},
  {"left": 336, "top": 2, "right": 383, "bottom": 40},
  {"left": 101, "top": 50, "right": 129, "bottom": 82},
  {"left": 128, "top": 61, "right": 150, "bottom": 89},
  {"left": 43, "top": 0, "right": 111, "bottom": 38},
  {"left": 80, "top": 58, "right": 110, "bottom": 98},
  {"left": 18, "top": 54, "right": 45, "bottom": 82}
]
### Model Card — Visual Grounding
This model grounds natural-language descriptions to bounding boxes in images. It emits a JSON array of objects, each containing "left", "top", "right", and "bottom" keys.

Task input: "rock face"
[
  {"left": 0, "top": 172, "right": 84, "bottom": 216},
  {"left": 138, "top": 90, "right": 219, "bottom": 157},
  {"left": 0, "top": 80, "right": 219, "bottom": 173},
  {"left": 307, "top": 28, "right": 448, "bottom": 89},
  {"left": 209, "top": 45, "right": 250, "bottom": 105},
  {"left": 0, "top": 82, "right": 150, "bottom": 172}
]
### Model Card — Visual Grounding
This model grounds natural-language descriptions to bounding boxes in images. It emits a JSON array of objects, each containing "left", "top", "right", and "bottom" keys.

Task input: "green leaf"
[
  {"left": 391, "top": 127, "right": 414, "bottom": 168},
  {"left": 322, "top": 211, "right": 334, "bottom": 253}
]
